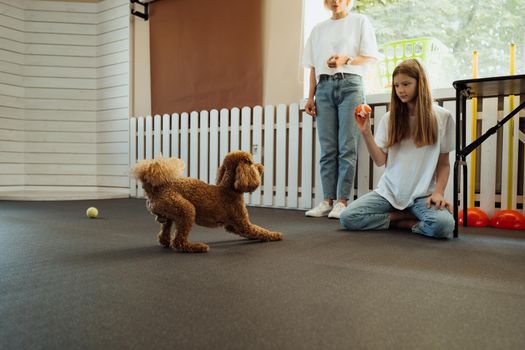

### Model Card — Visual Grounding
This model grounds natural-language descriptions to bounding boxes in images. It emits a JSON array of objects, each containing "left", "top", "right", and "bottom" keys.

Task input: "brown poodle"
[{"left": 131, "top": 150, "right": 283, "bottom": 253}]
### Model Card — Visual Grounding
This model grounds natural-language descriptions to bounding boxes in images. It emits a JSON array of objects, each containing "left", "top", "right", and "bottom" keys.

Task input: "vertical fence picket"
[
  {"left": 275, "top": 104, "right": 287, "bottom": 207},
  {"left": 464, "top": 99, "right": 474, "bottom": 208},
  {"left": 241, "top": 107, "right": 251, "bottom": 152},
  {"left": 162, "top": 114, "right": 171, "bottom": 157},
  {"left": 502, "top": 97, "right": 511, "bottom": 209},
  {"left": 300, "top": 112, "right": 313, "bottom": 209},
  {"left": 501, "top": 96, "right": 520, "bottom": 210},
  {"left": 153, "top": 115, "right": 161, "bottom": 158},
  {"left": 251, "top": 106, "right": 263, "bottom": 205},
  {"left": 241, "top": 107, "right": 251, "bottom": 203},
  {"left": 209, "top": 110, "right": 219, "bottom": 184},
  {"left": 199, "top": 111, "right": 209, "bottom": 183},
  {"left": 137, "top": 116, "right": 145, "bottom": 198},
  {"left": 478, "top": 98, "right": 498, "bottom": 216},
  {"left": 145, "top": 115, "right": 153, "bottom": 161},
  {"left": 230, "top": 107, "right": 240, "bottom": 152},
  {"left": 129, "top": 117, "right": 137, "bottom": 197},
  {"left": 220, "top": 108, "right": 229, "bottom": 164},
  {"left": 145, "top": 115, "right": 154, "bottom": 199},
  {"left": 180, "top": 113, "right": 189, "bottom": 177},
  {"left": 512, "top": 96, "right": 521, "bottom": 210},
  {"left": 190, "top": 111, "right": 199, "bottom": 178},
  {"left": 287, "top": 103, "right": 299, "bottom": 208},
  {"left": 263, "top": 105, "right": 275, "bottom": 206},
  {"left": 171, "top": 113, "right": 179, "bottom": 159}
]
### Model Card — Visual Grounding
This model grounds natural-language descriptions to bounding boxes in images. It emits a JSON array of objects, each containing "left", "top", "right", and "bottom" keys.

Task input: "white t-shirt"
[
  {"left": 302, "top": 13, "right": 379, "bottom": 80},
  {"left": 374, "top": 105, "right": 455, "bottom": 209}
]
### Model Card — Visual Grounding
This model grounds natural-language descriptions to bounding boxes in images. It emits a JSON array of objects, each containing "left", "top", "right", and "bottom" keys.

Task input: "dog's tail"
[{"left": 131, "top": 154, "right": 185, "bottom": 187}]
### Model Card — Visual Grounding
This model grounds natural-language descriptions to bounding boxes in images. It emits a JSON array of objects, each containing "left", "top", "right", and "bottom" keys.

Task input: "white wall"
[
  {"left": 96, "top": 0, "right": 130, "bottom": 190},
  {"left": 0, "top": 0, "right": 130, "bottom": 197},
  {"left": 0, "top": 0, "right": 27, "bottom": 192},
  {"left": 262, "top": 0, "right": 304, "bottom": 106},
  {"left": 131, "top": 15, "right": 151, "bottom": 117}
]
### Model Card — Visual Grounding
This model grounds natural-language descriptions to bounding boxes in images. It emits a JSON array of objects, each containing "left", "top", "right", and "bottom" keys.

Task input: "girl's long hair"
[{"left": 386, "top": 59, "right": 437, "bottom": 148}]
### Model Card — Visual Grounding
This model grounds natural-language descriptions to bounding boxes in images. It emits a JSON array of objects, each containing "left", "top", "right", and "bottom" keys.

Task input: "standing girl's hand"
[
  {"left": 305, "top": 99, "right": 316, "bottom": 117},
  {"left": 426, "top": 192, "right": 453, "bottom": 213},
  {"left": 327, "top": 54, "right": 349, "bottom": 68}
]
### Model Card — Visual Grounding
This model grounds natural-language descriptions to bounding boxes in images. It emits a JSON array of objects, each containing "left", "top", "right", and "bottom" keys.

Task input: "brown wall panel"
[{"left": 150, "top": 0, "right": 263, "bottom": 114}]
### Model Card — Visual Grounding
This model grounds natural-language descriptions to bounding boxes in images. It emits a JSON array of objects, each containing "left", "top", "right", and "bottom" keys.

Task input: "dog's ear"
[
  {"left": 216, "top": 164, "right": 228, "bottom": 186},
  {"left": 234, "top": 162, "right": 261, "bottom": 193}
]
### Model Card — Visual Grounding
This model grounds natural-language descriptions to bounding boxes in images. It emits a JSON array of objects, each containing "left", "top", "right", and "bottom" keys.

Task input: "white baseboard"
[{"left": 0, "top": 186, "right": 130, "bottom": 201}]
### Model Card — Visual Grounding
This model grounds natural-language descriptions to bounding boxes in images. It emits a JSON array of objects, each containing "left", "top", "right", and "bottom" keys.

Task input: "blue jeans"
[
  {"left": 315, "top": 74, "right": 364, "bottom": 200},
  {"left": 339, "top": 191, "right": 455, "bottom": 239}
]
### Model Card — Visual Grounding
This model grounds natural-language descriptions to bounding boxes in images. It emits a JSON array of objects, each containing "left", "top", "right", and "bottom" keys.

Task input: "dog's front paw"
[
  {"left": 157, "top": 233, "right": 171, "bottom": 248},
  {"left": 268, "top": 231, "right": 283, "bottom": 241},
  {"left": 171, "top": 241, "right": 209, "bottom": 253},
  {"left": 256, "top": 231, "right": 283, "bottom": 241}
]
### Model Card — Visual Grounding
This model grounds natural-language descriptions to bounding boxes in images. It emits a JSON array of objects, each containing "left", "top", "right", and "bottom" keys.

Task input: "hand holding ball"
[
  {"left": 86, "top": 207, "right": 98, "bottom": 218},
  {"left": 354, "top": 104, "right": 372, "bottom": 129},
  {"left": 355, "top": 104, "right": 372, "bottom": 120}
]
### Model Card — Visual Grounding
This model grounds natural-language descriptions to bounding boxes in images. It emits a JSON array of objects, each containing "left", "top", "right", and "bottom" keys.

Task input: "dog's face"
[
  {"left": 216, "top": 151, "right": 263, "bottom": 193},
  {"left": 131, "top": 156, "right": 185, "bottom": 187}
]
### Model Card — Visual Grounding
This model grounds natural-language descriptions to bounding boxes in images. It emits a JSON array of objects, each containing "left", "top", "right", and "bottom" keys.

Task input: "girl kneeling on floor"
[{"left": 339, "top": 59, "right": 455, "bottom": 238}]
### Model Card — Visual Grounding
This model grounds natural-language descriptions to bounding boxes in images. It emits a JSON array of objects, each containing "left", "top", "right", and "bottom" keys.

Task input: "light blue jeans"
[
  {"left": 315, "top": 74, "right": 364, "bottom": 200},
  {"left": 339, "top": 191, "right": 455, "bottom": 239}
]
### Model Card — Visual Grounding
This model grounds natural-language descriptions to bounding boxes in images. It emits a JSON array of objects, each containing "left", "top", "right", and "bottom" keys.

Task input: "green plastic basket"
[{"left": 378, "top": 37, "right": 448, "bottom": 88}]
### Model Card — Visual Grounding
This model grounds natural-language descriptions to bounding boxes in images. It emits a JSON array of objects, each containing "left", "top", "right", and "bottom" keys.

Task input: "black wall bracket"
[{"left": 130, "top": 0, "right": 153, "bottom": 21}]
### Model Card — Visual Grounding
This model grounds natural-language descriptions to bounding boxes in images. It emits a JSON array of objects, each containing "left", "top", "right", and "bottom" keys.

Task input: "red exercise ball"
[
  {"left": 458, "top": 208, "right": 490, "bottom": 227},
  {"left": 490, "top": 210, "right": 525, "bottom": 230}
]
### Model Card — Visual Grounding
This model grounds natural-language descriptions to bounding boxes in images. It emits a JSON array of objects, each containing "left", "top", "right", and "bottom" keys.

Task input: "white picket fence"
[{"left": 129, "top": 91, "right": 524, "bottom": 215}]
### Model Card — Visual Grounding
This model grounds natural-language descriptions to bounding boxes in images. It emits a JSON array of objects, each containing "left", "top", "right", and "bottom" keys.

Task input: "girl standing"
[
  {"left": 340, "top": 59, "right": 455, "bottom": 238},
  {"left": 302, "top": 0, "right": 379, "bottom": 219}
]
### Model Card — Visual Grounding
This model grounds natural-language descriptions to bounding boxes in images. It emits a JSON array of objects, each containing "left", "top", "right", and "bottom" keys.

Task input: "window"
[{"left": 303, "top": 0, "right": 525, "bottom": 95}]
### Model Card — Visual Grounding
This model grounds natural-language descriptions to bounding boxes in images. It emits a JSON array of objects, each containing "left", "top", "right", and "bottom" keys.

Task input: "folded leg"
[{"left": 156, "top": 195, "right": 209, "bottom": 253}]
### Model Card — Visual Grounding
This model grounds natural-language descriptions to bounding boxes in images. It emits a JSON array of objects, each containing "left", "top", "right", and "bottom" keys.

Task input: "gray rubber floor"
[{"left": 1, "top": 198, "right": 524, "bottom": 350}]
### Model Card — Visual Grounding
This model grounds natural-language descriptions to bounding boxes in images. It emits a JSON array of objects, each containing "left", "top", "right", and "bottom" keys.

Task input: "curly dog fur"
[{"left": 131, "top": 151, "right": 283, "bottom": 253}]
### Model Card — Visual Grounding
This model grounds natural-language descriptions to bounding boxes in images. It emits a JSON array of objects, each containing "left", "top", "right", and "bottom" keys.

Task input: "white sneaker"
[
  {"left": 328, "top": 202, "right": 346, "bottom": 219},
  {"left": 305, "top": 201, "right": 332, "bottom": 217}
]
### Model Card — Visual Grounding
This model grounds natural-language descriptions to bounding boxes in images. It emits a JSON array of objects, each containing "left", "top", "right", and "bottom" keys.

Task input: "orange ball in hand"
[{"left": 355, "top": 104, "right": 372, "bottom": 119}]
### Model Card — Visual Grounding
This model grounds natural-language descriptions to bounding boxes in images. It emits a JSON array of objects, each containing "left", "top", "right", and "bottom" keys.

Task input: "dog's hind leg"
[
  {"left": 165, "top": 196, "right": 209, "bottom": 253},
  {"left": 157, "top": 219, "right": 173, "bottom": 248}
]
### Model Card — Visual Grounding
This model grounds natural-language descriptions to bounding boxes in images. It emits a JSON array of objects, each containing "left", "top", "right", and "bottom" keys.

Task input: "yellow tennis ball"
[{"left": 86, "top": 207, "right": 98, "bottom": 218}]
